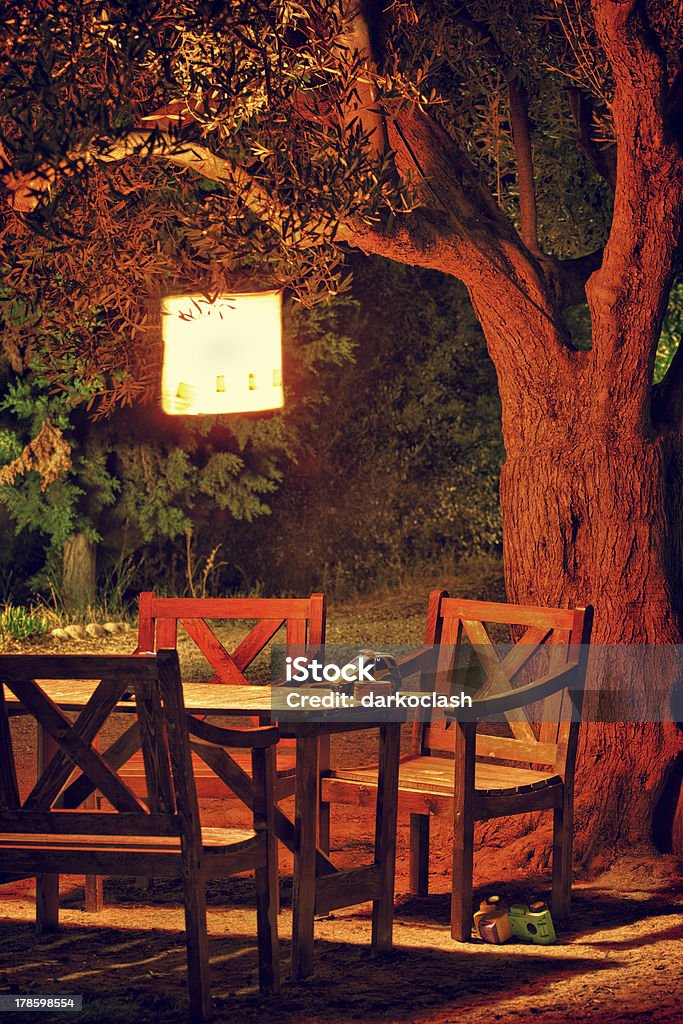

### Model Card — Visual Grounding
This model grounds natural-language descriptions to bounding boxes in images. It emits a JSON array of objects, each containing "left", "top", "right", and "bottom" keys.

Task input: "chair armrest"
[
  {"left": 445, "top": 663, "right": 580, "bottom": 719},
  {"left": 187, "top": 718, "right": 280, "bottom": 748}
]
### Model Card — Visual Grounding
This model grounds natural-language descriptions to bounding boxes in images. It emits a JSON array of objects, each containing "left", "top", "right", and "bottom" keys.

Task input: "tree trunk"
[
  {"left": 467, "top": 293, "right": 683, "bottom": 864},
  {"left": 500, "top": 429, "right": 683, "bottom": 860},
  {"left": 62, "top": 532, "right": 96, "bottom": 611}
]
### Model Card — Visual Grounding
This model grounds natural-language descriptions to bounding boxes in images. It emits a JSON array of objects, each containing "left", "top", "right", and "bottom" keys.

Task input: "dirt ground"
[{"left": 2, "top": 567, "right": 683, "bottom": 1023}]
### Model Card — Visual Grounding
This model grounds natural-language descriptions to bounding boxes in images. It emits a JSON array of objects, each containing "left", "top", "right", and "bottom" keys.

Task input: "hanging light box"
[{"left": 160, "top": 290, "right": 284, "bottom": 415}]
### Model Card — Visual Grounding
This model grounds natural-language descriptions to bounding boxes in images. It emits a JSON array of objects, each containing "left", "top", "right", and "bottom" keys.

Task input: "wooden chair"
[
  {"left": 123, "top": 592, "right": 326, "bottom": 802},
  {"left": 0, "top": 652, "right": 280, "bottom": 1021},
  {"left": 321, "top": 592, "right": 593, "bottom": 940}
]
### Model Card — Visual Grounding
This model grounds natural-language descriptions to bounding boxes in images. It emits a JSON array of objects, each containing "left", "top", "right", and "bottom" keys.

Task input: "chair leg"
[
  {"left": 181, "top": 874, "right": 212, "bottom": 1022},
  {"left": 84, "top": 752, "right": 104, "bottom": 912},
  {"left": 84, "top": 874, "right": 103, "bottom": 913},
  {"left": 552, "top": 798, "right": 573, "bottom": 921},
  {"left": 371, "top": 722, "right": 401, "bottom": 953},
  {"left": 317, "top": 735, "right": 331, "bottom": 856},
  {"left": 451, "top": 720, "right": 476, "bottom": 942},
  {"left": 270, "top": 828, "right": 281, "bottom": 918},
  {"left": 36, "top": 728, "right": 60, "bottom": 935},
  {"left": 451, "top": 809, "right": 474, "bottom": 941},
  {"left": 255, "top": 835, "right": 281, "bottom": 994},
  {"left": 409, "top": 813, "right": 430, "bottom": 895},
  {"left": 36, "top": 874, "right": 59, "bottom": 935},
  {"left": 291, "top": 734, "right": 319, "bottom": 980}
]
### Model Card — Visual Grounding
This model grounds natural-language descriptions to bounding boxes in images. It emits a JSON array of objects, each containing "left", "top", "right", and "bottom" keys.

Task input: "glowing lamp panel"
[{"left": 161, "top": 291, "right": 284, "bottom": 415}]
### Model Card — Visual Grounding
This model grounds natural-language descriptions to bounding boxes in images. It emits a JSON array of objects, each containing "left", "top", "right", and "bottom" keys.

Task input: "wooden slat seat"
[
  {"left": 328, "top": 756, "right": 561, "bottom": 798},
  {"left": 0, "top": 825, "right": 258, "bottom": 850},
  {"left": 0, "top": 827, "right": 263, "bottom": 876}
]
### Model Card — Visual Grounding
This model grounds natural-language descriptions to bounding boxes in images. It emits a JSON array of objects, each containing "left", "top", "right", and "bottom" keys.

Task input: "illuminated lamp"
[{"left": 160, "top": 290, "right": 284, "bottom": 415}]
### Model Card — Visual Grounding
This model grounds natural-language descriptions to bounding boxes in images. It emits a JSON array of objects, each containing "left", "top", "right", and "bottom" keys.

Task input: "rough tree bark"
[
  {"left": 62, "top": 532, "right": 96, "bottom": 611},
  {"left": 473, "top": 299, "right": 683, "bottom": 864}
]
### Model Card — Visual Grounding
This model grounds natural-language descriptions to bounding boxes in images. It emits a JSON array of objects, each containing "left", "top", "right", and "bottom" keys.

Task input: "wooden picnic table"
[{"left": 4, "top": 679, "right": 403, "bottom": 980}]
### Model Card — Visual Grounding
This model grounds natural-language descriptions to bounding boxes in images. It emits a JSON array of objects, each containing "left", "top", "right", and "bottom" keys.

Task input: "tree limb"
[
  {"left": 453, "top": 3, "right": 543, "bottom": 257},
  {"left": 333, "top": 0, "right": 389, "bottom": 157},
  {"left": 0, "top": 131, "right": 304, "bottom": 239},
  {"left": 507, "top": 77, "right": 540, "bottom": 254},
  {"left": 567, "top": 87, "right": 616, "bottom": 189},
  {"left": 586, "top": 0, "right": 683, "bottom": 409},
  {"left": 590, "top": 0, "right": 667, "bottom": 143}
]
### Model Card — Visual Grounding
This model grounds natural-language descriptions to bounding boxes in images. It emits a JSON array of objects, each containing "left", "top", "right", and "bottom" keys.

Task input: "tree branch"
[
  {"left": 585, "top": 0, "right": 683, "bottom": 419},
  {"left": 507, "top": 78, "right": 540, "bottom": 254},
  {"left": 590, "top": 0, "right": 667, "bottom": 142},
  {"left": 453, "top": 3, "right": 544, "bottom": 257},
  {"left": 333, "top": 0, "right": 389, "bottom": 157},
  {"left": 567, "top": 87, "right": 616, "bottom": 189},
  {"left": 0, "top": 131, "right": 308, "bottom": 240}
]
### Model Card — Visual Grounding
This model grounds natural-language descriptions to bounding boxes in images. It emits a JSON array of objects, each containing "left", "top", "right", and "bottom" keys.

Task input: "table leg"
[
  {"left": 36, "top": 726, "right": 59, "bottom": 935},
  {"left": 291, "top": 733, "right": 319, "bottom": 980},
  {"left": 371, "top": 721, "right": 401, "bottom": 952},
  {"left": 84, "top": 872, "right": 104, "bottom": 913}
]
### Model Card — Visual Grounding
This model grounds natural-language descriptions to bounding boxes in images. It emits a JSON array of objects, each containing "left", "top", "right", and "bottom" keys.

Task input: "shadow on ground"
[
  {"left": 2, "top": 868, "right": 682, "bottom": 1024},
  {"left": 0, "top": 913, "right": 613, "bottom": 1024}
]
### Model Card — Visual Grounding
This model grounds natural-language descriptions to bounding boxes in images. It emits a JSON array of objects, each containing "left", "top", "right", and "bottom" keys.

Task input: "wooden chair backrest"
[
  {"left": 0, "top": 652, "right": 201, "bottom": 844},
  {"left": 135, "top": 593, "right": 326, "bottom": 684},
  {"left": 412, "top": 592, "right": 592, "bottom": 778}
]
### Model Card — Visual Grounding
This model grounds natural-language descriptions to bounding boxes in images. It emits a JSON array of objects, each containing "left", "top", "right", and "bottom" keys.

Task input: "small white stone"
[
  {"left": 86, "top": 623, "right": 107, "bottom": 637},
  {"left": 51, "top": 627, "right": 69, "bottom": 641},
  {"left": 64, "top": 624, "right": 88, "bottom": 640}
]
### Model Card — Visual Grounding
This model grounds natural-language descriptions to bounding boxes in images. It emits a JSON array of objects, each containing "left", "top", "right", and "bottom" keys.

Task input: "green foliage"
[
  {"left": 655, "top": 282, "right": 683, "bottom": 384},
  {"left": 236, "top": 255, "right": 504, "bottom": 596},
  {"left": 0, "top": 285, "right": 357, "bottom": 601},
  {"left": 115, "top": 445, "right": 194, "bottom": 542},
  {"left": 0, "top": 377, "right": 96, "bottom": 566},
  {"left": 3, "top": 0, "right": 678, "bottom": 604},
  {"left": 0, "top": 603, "right": 49, "bottom": 641},
  {"left": 0, "top": 0, "right": 644, "bottom": 408}
]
